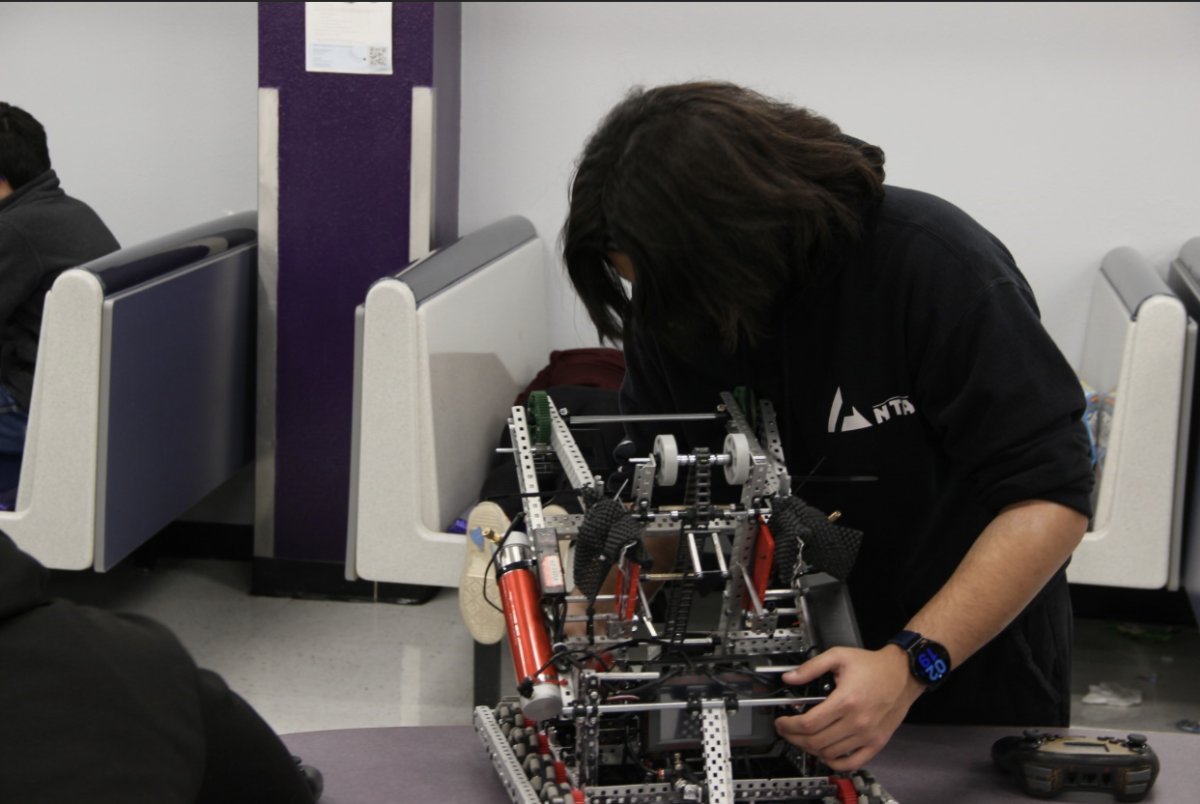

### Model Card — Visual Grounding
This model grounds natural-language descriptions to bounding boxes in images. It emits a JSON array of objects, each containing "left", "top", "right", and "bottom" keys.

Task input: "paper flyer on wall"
[{"left": 305, "top": 3, "right": 393, "bottom": 76}]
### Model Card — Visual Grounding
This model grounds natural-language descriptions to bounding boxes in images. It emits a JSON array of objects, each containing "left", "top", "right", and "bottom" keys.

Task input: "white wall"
[
  {"left": 4, "top": 2, "right": 1197, "bottom": 363},
  {"left": 461, "top": 2, "right": 1200, "bottom": 366},
  {"left": 0, "top": 2, "right": 257, "bottom": 248}
]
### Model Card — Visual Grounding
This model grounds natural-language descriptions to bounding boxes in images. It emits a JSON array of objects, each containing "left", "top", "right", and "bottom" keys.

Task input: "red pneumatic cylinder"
[{"left": 496, "top": 531, "right": 563, "bottom": 722}]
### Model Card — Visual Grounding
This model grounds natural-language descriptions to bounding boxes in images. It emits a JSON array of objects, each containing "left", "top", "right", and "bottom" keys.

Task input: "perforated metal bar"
[
  {"left": 726, "top": 629, "right": 811, "bottom": 655},
  {"left": 690, "top": 448, "right": 713, "bottom": 519},
  {"left": 719, "top": 391, "right": 774, "bottom": 505},
  {"left": 731, "top": 777, "right": 837, "bottom": 797},
  {"left": 759, "top": 399, "right": 789, "bottom": 497},
  {"left": 508, "top": 406, "right": 544, "bottom": 531},
  {"left": 576, "top": 680, "right": 601, "bottom": 787},
  {"left": 719, "top": 514, "right": 758, "bottom": 644},
  {"left": 586, "top": 783, "right": 674, "bottom": 804},
  {"left": 473, "top": 706, "right": 541, "bottom": 804},
  {"left": 547, "top": 398, "right": 597, "bottom": 493},
  {"left": 543, "top": 514, "right": 745, "bottom": 538},
  {"left": 701, "top": 707, "right": 734, "bottom": 804}
]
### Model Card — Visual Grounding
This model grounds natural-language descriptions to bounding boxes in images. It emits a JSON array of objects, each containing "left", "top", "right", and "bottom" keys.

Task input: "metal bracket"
[
  {"left": 726, "top": 629, "right": 811, "bottom": 656},
  {"left": 634, "top": 459, "right": 657, "bottom": 512}
]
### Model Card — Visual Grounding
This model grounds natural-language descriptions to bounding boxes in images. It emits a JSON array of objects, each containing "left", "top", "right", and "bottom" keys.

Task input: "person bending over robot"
[
  {"left": 561, "top": 83, "right": 1093, "bottom": 772},
  {"left": 0, "top": 102, "right": 119, "bottom": 455}
]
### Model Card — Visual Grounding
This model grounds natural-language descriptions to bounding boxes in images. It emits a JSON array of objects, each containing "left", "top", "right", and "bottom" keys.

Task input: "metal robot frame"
[{"left": 473, "top": 391, "right": 898, "bottom": 804}]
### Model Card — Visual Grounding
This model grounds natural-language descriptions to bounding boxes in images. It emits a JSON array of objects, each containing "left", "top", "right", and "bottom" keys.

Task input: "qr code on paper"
[{"left": 368, "top": 46, "right": 390, "bottom": 69}]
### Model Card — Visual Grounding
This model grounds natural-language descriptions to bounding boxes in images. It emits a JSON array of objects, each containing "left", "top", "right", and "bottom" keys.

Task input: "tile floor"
[
  {"left": 1069, "top": 617, "right": 1200, "bottom": 735},
  {"left": 47, "top": 558, "right": 478, "bottom": 736},
  {"left": 46, "top": 558, "right": 1200, "bottom": 739}
]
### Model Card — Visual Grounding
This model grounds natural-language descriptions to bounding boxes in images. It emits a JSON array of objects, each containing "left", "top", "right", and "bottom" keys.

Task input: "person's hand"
[{"left": 774, "top": 645, "right": 924, "bottom": 771}]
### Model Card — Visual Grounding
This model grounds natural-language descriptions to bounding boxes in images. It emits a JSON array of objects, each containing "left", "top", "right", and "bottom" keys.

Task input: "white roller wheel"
[
  {"left": 653, "top": 434, "right": 679, "bottom": 486},
  {"left": 723, "top": 433, "right": 751, "bottom": 485}
]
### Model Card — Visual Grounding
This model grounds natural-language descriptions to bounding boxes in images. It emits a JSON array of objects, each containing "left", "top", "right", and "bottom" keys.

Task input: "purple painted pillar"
[{"left": 258, "top": 2, "right": 460, "bottom": 567}]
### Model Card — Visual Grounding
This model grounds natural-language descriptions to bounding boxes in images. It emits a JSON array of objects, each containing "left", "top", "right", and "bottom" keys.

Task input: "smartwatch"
[{"left": 888, "top": 630, "right": 952, "bottom": 690}]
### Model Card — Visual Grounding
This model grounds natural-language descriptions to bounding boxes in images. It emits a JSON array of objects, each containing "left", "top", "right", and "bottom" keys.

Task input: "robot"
[{"left": 473, "top": 390, "right": 898, "bottom": 804}]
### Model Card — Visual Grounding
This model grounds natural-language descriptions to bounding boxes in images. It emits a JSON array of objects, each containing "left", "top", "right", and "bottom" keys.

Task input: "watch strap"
[{"left": 887, "top": 630, "right": 921, "bottom": 651}]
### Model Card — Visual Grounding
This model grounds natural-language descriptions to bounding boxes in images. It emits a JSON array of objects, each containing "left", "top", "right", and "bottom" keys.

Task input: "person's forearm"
[
  {"left": 904, "top": 499, "right": 1088, "bottom": 669},
  {"left": 773, "top": 499, "right": 1088, "bottom": 771}
]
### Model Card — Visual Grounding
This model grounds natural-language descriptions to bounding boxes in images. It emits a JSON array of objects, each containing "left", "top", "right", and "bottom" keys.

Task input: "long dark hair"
[{"left": 562, "top": 82, "right": 885, "bottom": 354}]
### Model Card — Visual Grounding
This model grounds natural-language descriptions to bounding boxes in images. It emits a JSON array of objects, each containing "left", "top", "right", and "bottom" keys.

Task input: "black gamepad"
[{"left": 992, "top": 729, "right": 1159, "bottom": 802}]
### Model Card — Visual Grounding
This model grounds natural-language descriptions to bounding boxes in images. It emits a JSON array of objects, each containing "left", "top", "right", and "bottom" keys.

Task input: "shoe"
[
  {"left": 459, "top": 502, "right": 510, "bottom": 644},
  {"left": 292, "top": 755, "right": 324, "bottom": 801}
]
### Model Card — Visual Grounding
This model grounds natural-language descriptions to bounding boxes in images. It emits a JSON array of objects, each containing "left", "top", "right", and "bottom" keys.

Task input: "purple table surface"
[{"left": 282, "top": 723, "right": 1198, "bottom": 804}]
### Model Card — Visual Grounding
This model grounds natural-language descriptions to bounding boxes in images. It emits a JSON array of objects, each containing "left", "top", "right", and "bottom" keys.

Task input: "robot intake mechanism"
[{"left": 473, "top": 391, "right": 893, "bottom": 804}]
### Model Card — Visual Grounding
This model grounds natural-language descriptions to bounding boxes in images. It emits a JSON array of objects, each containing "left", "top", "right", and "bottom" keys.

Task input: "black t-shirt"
[{"left": 620, "top": 186, "right": 1094, "bottom": 652}]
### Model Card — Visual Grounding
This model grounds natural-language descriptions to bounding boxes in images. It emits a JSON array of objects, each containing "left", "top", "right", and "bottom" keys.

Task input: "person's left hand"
[{"left": 774, "top": 645, "right": 924, "bottom": 771}]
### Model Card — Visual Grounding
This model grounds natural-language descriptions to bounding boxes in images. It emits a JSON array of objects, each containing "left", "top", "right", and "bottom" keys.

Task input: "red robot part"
[
  {"left": 748, "top": 519, "right": 775, "bottom": 608},
  {"left": 497, "top": 532, "right": 563, "bottom": 722}
]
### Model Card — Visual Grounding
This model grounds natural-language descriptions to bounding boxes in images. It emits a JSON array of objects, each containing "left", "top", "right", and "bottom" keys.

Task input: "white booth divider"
[
  {"left": 1165, "top": 237, "right": 1200, "bottom": 622},
  {"left": 345, "top": 223, "right": 1200, "bottom": 596},
  {"left": 2, "top": 213, "right": 257, "bottom": 571},
  {"left": 1069, "top": 246, "right": 1196, "bottom": 589},
  {"left": 347, "top": 217, "right": 548, "bottom": 587}
]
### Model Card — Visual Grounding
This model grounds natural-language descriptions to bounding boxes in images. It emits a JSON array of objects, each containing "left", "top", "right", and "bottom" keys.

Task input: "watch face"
[{"left": 914, "top": 643, "right": 950, "bottom": 685}]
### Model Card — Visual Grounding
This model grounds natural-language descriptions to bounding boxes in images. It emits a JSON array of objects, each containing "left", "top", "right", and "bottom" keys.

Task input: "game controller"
[{"left": 992, "top": 729, "right": 1159, "bottom": 801}]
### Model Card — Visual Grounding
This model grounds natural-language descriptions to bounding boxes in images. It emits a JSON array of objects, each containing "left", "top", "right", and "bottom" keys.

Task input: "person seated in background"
[
  {"left": 0, "top": 102, "right": 119, "bottom": 455},
  {"left": 0, "top": 530, "right": 321, "bottom": 804}
]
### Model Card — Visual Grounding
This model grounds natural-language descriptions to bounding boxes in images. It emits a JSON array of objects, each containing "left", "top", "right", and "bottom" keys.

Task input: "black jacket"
[
  {"left": 0, "top": 533, "right": 315, "bottom": 803},
  {"left": 0, "top": 170, "right": 119, "bottom": 409},
  {"left": 620, "top": 186, "right": 1093, "bottom": 725},
  {"left": 0, "top": 532, "right": 207, "bottom": 801}
]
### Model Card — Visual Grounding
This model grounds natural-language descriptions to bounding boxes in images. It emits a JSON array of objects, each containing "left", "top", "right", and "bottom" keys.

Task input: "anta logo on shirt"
[{"left": 827, "top": 387, "right": 916, "bottom": 433}]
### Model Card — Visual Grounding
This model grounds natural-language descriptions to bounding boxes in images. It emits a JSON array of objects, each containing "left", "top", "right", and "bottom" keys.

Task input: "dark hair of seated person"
[
  {"left": 561, "top": 81, "right": 886, "bottom": 356},
  {"left": 0, "top": 103, "right": 52, "bottom": 189}
]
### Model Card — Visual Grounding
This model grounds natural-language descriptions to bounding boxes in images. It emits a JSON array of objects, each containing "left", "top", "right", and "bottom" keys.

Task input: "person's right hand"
[{"left": 774, "top": 645, "right": 922, "bottom": 772}]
